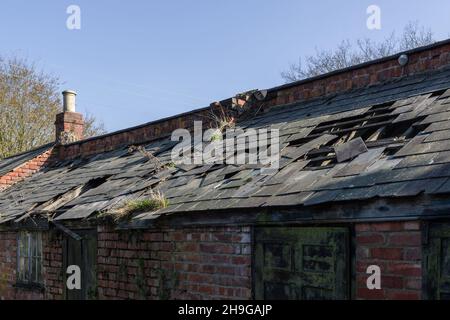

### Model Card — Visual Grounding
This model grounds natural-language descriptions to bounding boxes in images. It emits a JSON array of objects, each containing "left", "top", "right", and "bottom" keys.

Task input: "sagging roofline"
[{"left": 2, "top": 194, "right": 450, "bottom": 232}]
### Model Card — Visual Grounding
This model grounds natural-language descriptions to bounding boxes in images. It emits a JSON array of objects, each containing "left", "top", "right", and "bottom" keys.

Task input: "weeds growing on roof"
[
  {"left": 165, "top": 162, "right": 176, "bottom": 168},
  {"left": 208, "top": 102, "right": 235, "bottom": 134},
  {"left": 210, "top": 130, "right": 223, "bottom": 142},
  {"left": 128, "top": 145, "right": 176, "bottom": 172},
  {"left": 106, "top": 190, "right": 169, "bottom": 222}
]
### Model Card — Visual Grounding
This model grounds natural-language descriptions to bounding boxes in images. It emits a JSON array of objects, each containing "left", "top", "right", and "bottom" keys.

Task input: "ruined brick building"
[{"left": 2, "top": 40, "right": 450, "bottom": 300}]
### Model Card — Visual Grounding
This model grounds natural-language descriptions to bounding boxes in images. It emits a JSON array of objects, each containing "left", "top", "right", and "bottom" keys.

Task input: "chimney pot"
[
  {"left": 55, "top": 90, "right": 84, "bottom": 144},
  {"left": 62, "top": 90, "right": 77, "bottom": 112}
]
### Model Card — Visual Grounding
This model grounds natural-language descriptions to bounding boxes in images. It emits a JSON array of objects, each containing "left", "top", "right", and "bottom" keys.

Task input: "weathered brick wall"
[
  {"left": 0, "top": 222, "right": 431, "bottom": 300},
  {"left": 56, "top": 109, "right": 216, "bottom": 161},
  {"left": 0, "top": 232, "right": 19, "bottom": 299},
  {"left": 0, "top": 231, "right": 64, "bottom": 300},
  {"left": 97, "top": 225, "right": 252, "bottom": 300},
  {"left": 0, "top": 148, "right": 54, "bottom": 191},
  {"left": 267, "top": 42, "right": 450, "bottom": 106},
  {"left": 55, "top": 112, "right": 84, "bottom": 142},
  {"left": 43, "top": 232, "right": 65, "bottom": 299},
  {"left": 355, "top": 221, "right": 422, "bottom": 300}
]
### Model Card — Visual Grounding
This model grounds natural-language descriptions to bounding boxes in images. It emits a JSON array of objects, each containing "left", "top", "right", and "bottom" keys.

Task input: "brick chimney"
[{"left": 55, "top": 90, "right": 84, "bottom": 144}]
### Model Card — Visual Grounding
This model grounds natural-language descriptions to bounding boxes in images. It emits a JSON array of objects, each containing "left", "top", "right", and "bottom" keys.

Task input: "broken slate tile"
[
  {"left": 334, "top": 147, "right": 385, "bottom": 177},
  {"left": 335, "top": 137, "right": 368, "bottom": 163}
]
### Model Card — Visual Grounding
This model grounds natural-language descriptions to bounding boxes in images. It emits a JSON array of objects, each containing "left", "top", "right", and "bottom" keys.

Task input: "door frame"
[
  {"left": 423, "top": 221, "right": 450, "bottom": 300},
  {"left": 252, "top": 224, "right": 351, "bottom": 300},
  {"left": 62, "top": 228, "right": 98, "bottom": 300}
]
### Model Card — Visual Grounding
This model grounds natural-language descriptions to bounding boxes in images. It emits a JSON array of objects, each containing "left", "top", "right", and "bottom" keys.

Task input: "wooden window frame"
[{"left": 17, "top": 231, "right": 43, "bottom": 286}]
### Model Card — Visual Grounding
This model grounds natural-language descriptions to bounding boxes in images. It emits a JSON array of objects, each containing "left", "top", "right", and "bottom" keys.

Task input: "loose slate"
[
  {"left": 2, "top": 67, "right": 450, "bottom": 225},
  {"left": 334, "top": 137, "right": 368, "bottom": 163},
  {"left": 334, "top": 147, "right": 385, "bottom": 177},
  {"left": 54, "top": 201, "right": 110, "bottom": 220}
]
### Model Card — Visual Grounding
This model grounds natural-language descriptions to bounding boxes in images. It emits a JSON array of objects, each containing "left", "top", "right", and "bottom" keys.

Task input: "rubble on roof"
[{"left": 2, "top": 68, "right": 450, "bottom": 225}]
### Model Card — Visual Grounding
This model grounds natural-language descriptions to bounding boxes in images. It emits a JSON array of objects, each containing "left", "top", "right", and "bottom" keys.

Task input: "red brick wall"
[
  {"left": 0, "top": 222, "right": 430, "bottom": 300},
  {"left": 267, "top": 42, "right": 450, "bottom": 106},
  {"left": 0, "top": 148, "right": 54, "bottom": 191},
  {"left": 355, "top": 221, "right": 422, "bottom": 300},
  {"left": 97, "top": 225, "right": 252, "bottom": 300},
  {"left": 43, "top": 232, "right": 65, "bottom": 299},
  {"left": 0, "top": 231, "right": 64, "bottom": 300},
  {"left": 56, "top": 108, "right": 216, "bottom": 161},
  {"left": 55, "top": 112, "right": 84, "bottom": 142}
]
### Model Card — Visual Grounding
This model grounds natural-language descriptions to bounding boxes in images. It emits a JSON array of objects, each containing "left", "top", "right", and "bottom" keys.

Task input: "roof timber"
[{"left": 116, "top": 195, "right": 450, "bottom": 230}]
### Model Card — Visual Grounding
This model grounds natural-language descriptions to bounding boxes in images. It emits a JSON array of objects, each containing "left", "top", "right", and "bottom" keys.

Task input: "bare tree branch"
[
  {"left": 281, "top": 21, "right": 435, "bottom": 83},
  {"left": 0, "top": 56, "right": 107, "bottom": 158}
]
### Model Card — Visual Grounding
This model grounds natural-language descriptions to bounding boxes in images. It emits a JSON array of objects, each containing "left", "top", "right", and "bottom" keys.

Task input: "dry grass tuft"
[
  {"left": 106, "top": 190, "right": 169, "bottom": 222},
  {"left": 128, "top": 145, "right": 176, "bottom": 172},
  {"left": 208, "top": 102, "right": 235, "bottom": 134}
]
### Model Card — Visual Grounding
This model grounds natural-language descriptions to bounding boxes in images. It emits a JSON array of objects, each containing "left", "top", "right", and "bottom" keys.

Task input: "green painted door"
[
  {"left": 424, "top": 223, "right": 450, "bottom": 300},
  {"left": 254, "top": 227, "right": 349, "bottom": 300},
  {"left": 63, "top": 229, "right": 98, "bottom": 300}
]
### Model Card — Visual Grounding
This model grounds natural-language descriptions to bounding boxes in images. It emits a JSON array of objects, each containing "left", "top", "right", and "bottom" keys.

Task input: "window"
[{"left": 17, "top": 232, "right": 43, "bottom": 285}]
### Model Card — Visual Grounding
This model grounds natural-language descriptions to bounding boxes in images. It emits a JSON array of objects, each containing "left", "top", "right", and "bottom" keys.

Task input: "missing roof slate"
[
  {"left": 288, "top": 99, "right": 431, "bottom": 169},
  {"left": 4, "top": 69, "right": 450, "bottom": 225}
]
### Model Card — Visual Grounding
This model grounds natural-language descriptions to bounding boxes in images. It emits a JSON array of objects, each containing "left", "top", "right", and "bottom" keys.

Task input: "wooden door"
[
  {"left": 424, "top": 223, "right": 450, "bottom": 300},
  {"left": 63, "top": 229, "right": 98, "bottom": 300},
  {"left": 254, "top": 227, "right": 349, "bottom": 300}
]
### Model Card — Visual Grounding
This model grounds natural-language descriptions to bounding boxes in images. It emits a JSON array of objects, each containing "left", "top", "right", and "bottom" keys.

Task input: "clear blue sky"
[{"left": 1, "top": 1, "right": 449, "bottom": 132}]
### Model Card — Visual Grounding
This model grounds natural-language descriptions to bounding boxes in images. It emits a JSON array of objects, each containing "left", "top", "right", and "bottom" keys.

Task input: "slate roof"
[
  {"left": 0, "top": 143, "right": 53, "bottom": 176},
  {"left": 2, "top": 66, "right": 450, "bottom": 225}
]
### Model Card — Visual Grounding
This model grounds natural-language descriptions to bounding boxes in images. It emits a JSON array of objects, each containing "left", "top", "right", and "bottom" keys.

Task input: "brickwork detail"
[
  {"left": 0, "top": 148, "right": 54, "bottom": 191},
  {"left": 355, "top": 221, "right": 422, "bottom": 300},
  {"left": 267, "top": 43, "right": 450, "bottom": 107},
  {"left": 0, "top": 231, "right": 64, "bottom": 300},
  {"left": 55, "top": 112, "right": 84, "bottom": 143},
  {"left": 0, "top": 222, "right": 428, "bottom": 300},
  {"left": 97, "top": 225, "right": 252, "bottom": 300}
]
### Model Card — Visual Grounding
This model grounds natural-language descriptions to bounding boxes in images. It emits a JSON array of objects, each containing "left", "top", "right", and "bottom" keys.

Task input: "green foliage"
[
  {"left": 157, "top": 268, "right": 179, "bottom": 300},
  {"left": 107, "top": 190, "right": 169, "bottom": 222},
  {"left": 165, "top": 162, "right": 176, "bottom": 168},
  {"left": 0, "top": 272, "right": 8, "bottom": 295},
  {"left": 211, "top": 132, "right": 223, "bottom": 142},
  {"left": 135, "top": 258, "right": 148, "bottom": 299},
  {"left": 126, "top": 198, "right": 163, "bottom": 213}
]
